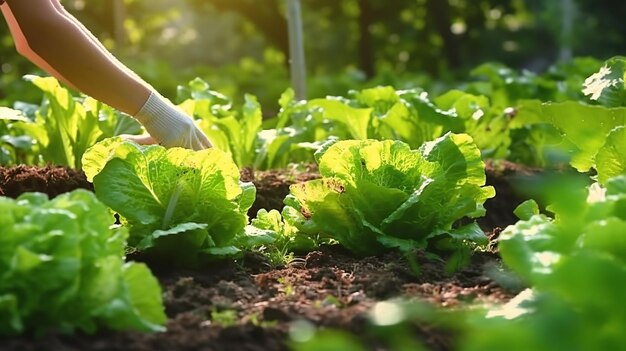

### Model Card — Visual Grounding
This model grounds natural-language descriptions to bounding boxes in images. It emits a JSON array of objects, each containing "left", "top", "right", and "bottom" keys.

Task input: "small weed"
[
  {"left": 263, "top": 247, "right": 297, "bottom": 269},
  {"left": 314, "top": 295, "right": 343, "bottom": 308},
  {"left": 277, "top": 277, "right": 296, "bottom": 297},
  {"left": 248, "top": 312, "right": 279, "bottom": 328},
  {"left": 210, "top": 308, "right": 239, "bottom": 327}
]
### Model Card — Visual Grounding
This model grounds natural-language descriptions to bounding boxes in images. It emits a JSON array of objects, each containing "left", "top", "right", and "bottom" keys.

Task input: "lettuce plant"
[
  {"left": 299, "top": 87, "right": 464, "bottom": 150},
  {"left": 177, "top": 78, "right": 263, "bottom": 168},
  {"left": 515, "top": 100, "right": 626, "bottom": 181},
  {"left": 469, "top": 175, "right": 626, "bottom": 351},
  {"left": 434, "top": 90, "right": 579, "bottom": 168},
  {"left": 0, "top": 107, "right": 36, "bottom": 165},
  {"left": 464, "top": 58, "right": 602, "bottom": 108},
  {"left": 256, "top": 89, "right": 355, "bottom": 170},
  {"left": 246, "top": 209, "right": 319, "bottom": 265},
  {"left": 434, "top": 90, "right": 514, "bottom": 160},
  {"left": 9, "top": 76, "right": 141, "bottom": 168},
  {"left": 283, "top": 133, "right": 495, "bottom": 256},
  {"left": 499, "top": 175, "right": 626, "bottom": 285},
  {"left": 506, "top": 57, "right": 626, "bottom": 178},
  {"left": 351, "top": 86, "right": 464, "bottom": 148},
  {"left": 0, "top": 190, "right": 165, "bottom": 336},
  {"left": 82, "top": 138, "right": 256, "bottom": 266},
  {"left": 254, "top": 86, "right": 470, "bottom": 171}
]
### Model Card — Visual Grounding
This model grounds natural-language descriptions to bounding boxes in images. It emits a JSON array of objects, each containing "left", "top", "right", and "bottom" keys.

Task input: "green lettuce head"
[
  {"left": 0, "top": 190, "right": 165, "bottom": 336},
  {"left": 283, "top": 133, "right": 495, "bottom": 256},
  {"left": 82, "top": 138, "right": 256, "bottom": 266}
]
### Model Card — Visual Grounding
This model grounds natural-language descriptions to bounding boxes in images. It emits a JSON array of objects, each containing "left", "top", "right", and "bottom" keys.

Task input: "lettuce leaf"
[
  {"left": 82, "top": 139, "right": 255, "bottom": 266},
  {"left": 249, "top": 209, "right": 317, "bottom": 252},
  {"left": 595, "top": 126, "right": 626, "bottom": 184},
  {"left": 284, "top": 133, "right": 494, "bottom": 256},
  {"left": 10, "top": 76, "right": 141, "bottom": 168},
  {"left": 486, "top": 176, "right": 626, "bottom": 350},
  {"left": 0, "top": 190, "right": 165, "bottom": 336},
  {"left": 499, "top": 175, "right": 626, "bottom": 282},
  {"left": 516, "top": 100, "right": 626, "bottom": 175}
]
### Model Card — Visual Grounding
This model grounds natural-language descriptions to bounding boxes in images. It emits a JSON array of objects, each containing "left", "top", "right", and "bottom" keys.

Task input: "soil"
[
  {"left": 0, "top": 165, "right": 93, "bottom": 198},
  {"left": 0, "top": 160, "right": 538, "bottom": 351}
]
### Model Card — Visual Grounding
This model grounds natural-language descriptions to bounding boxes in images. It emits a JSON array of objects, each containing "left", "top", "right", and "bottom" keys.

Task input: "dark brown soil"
[
  {"left": 0, "top": 161, "right": 536, "bottom": 351},
  {"left": 0, "top": 165, "right": 93, "bottom": 198},
  {"left": 478, "top": 159, "right": 541, "bottom": 231},
  {"left": 240, "top": 164, "right": 320, "bottom": 218},
  {"left": 0, "top": 248, "right": 512, "bottom": 351}
]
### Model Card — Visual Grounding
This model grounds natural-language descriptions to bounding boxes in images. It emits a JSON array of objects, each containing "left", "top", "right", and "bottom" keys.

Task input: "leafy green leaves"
[
  {"left": 178, "top": 78, "right": 263, "bottom": 168},
  {"left": 582, "top": 57, "right": 626, "bottom": 107},
  {"left": 500, "top": 175, "right": 626, "bottom": 281},
  {"left": 596, "top": 126, "right": 626, "bottom": 184},
  {"left": 82, "top": 139, "right": 256, "bottom": 266},
  {"left": 0, "top": 107, "right": 35, "bottom": 165},
  {"left": 283, "top": 134, "right": 494, "bottom": 256},
  {"left": 0, "top": 190, "right": 165, "bottom": 336},
  {"left": 479, "top": 175, "right": 626, "bottom": 350},
  {"left": 311, "top": 87, "right": 464, "bottom": 149},
  {"left": 7, "top": 76, "right": 141, "bottom": 168},
  {"left": 516, "top": 100, "right": 626, "bottom": 172}
]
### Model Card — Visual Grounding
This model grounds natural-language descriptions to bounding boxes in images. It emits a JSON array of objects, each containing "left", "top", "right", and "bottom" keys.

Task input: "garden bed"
[{"left": 0, "top": 161, "right": 535, "bottom": 351}]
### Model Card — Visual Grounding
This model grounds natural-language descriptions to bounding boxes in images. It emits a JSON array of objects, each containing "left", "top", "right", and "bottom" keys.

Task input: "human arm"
[
  {"left": 0, "top": 0, "right": 77, "bottom": 89},
  {"left": 1, "top": 0, "right": 211, "bottom": 150}
]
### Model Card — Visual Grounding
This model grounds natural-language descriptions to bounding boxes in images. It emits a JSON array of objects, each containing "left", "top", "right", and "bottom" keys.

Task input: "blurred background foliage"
[{"left": 1, "top": 0, "right": 625, "bottom": 109}]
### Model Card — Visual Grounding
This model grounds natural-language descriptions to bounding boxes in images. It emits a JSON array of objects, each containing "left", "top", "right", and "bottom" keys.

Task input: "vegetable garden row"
[{"left": 1, "top": 56, "right": 625, "bottom": 350}]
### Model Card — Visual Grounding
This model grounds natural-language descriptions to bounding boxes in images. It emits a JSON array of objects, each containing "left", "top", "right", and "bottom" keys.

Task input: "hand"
[
  {"left": 144, "top": 113, "right": 212, "bottom": 151},
  {"left": 119, "top": 133, "right": 157, "bottom": 145},
  {"left": 133, "top": 92, "right": 212, "bottom": 151}
]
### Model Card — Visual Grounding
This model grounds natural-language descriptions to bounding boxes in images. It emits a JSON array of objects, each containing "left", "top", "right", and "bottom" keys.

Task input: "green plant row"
[
  {"left": 0, "top": 76, "right": 141, "bottom": 168},
  {"left": 78, "top": 132, "right": 493, "bottom": 267},
  {"left": 3, "top": 56, "right": 623, "bottom": 174}
]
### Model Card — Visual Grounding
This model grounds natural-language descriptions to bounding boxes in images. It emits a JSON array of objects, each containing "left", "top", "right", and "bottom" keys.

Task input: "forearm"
[
  {"left": 2, "top": 0, "right": 212, "bottom": 150},
  {"left": 5, "top": 0, "right": 150, "bottom": 115},
  {"left": 0, "top": 2, "right": 77, "bottom": 89},
  {"left": 49, "top": 0, "right": 145, "bottom": 83}
]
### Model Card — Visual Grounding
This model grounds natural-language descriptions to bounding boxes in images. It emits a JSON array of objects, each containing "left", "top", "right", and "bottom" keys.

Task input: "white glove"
[{"left": 133, "top": 91, "right": 212, "bottom": 150}]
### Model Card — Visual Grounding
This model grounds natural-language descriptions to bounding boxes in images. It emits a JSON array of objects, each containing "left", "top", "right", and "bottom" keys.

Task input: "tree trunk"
[
  {"left": 357, "top": 0, "right": 376, "bottom": 78},
  {"left": 559, "top": 0, "right": 575, "bottom": 61},
  {"left": 287, "top": 0, "right": 307, "bottom": 100},
  {"left": 426, "top": 0, "right": 461, "bottom": 69},
  {"left": 209, "top": 0, "right": 290, "bottom": 60}
]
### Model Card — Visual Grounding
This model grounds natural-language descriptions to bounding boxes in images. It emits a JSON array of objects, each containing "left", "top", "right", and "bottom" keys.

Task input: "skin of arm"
[
  {"left": 2, "top": 0, "right": 150, "bottom": 115},
  {"left": 0, "top": 1, "right": 77, "bottom": 89},
  {"left": 48, "top": 0, "right": 146, "bottom": 83}
]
